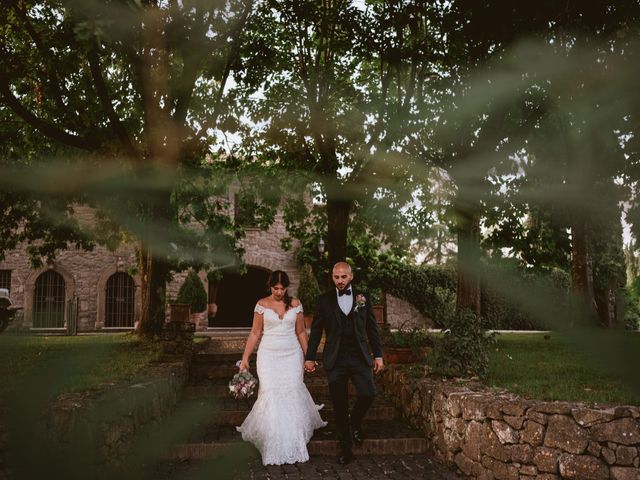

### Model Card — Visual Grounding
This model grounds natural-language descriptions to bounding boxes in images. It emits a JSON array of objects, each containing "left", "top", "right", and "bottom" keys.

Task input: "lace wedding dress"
[{"left": 236, "top": 303, "right": 327, "bottom": 465}]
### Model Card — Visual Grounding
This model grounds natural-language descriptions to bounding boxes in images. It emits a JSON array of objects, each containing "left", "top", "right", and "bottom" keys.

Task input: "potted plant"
[
  {"left": 369, "top": 288, "right": 385, "bottom": 325},
  {"left": 297, "top": 264, "right": 321, "bottom": 328},
  {"left": 176, "top": 270, "right": 208, "bottom": 329},
  {"left": 381, "top": 322, "right": 433, "bottom": 364}
]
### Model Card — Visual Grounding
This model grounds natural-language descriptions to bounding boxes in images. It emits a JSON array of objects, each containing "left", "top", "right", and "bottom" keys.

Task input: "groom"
[{"left": 305, "top": 262, "right": 384, "bottom": 464}]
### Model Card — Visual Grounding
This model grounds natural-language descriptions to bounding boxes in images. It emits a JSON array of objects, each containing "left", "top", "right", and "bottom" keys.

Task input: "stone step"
[
  {"left": 190, "top": 370, "right": 384, "bottom": 397},
  {"left": 188, "top": 377, "right": 383, "bottom": 397},
  {"left": 192, "top": 363, "right": 334, "bottom": 381},
  {"left": 171, "top": 420, "right": 427, "bottom": 460},
  {"left": 192, "top": 351, "right": 326, "bottom": 366},
  {"left": 181, "top": 395, "right": 397, "bottom": 425},
  {"left": 154, "top": 454, "right": 463, "bottom": 480},
  {"left": 194, "top": 336, "right": 328, "bottom": 356}
]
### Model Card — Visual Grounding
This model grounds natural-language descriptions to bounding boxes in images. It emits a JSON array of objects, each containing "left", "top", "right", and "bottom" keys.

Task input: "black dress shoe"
[
  {"left": 338, "top": 450, "right": 352, "bottom": 465},
  {"left": 352, "top": 428, "right": 364, "bottom": 446}
]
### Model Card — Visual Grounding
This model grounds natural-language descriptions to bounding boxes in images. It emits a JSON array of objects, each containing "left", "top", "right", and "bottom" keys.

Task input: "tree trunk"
[
  {"left": 137, "top": 243, "right": 170, "bottom": 336},
  {"left": 435, "top": 228, "right": 444, "bottom": 265},
  {"left": 325, "top": 193, "right": 351, "bottom": 276},
  {"left": 455, "top": 199, "right": 481, "bottom": 315},
  {"left": 136, "top": 189, "right": 173, "bottom": 337},
  {"left": 570, "top": 211, "right": 597, "bottom": 319}
]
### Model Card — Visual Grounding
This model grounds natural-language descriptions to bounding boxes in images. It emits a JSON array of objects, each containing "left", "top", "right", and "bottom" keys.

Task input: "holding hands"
[
  {"left": 373, "top": 357, "right": 384, "bottom": 374},
  {"left": 304, "top": 360, "right": 317, "bottom": 373}
]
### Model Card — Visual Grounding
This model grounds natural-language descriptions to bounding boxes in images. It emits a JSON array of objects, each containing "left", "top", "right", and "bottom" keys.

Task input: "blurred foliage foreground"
[{"left": 0, "top": 335, "right": 255, "bottom": 480}]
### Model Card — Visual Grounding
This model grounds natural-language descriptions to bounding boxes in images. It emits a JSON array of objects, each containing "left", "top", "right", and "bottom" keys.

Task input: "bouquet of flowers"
[{"left": 229, "top": 362, "right": 258, "bottom": 399}]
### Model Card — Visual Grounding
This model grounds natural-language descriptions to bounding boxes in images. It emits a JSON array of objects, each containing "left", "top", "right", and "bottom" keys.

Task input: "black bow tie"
[{"left": 338, "top": 288, "right": 352, "bottom": 296}]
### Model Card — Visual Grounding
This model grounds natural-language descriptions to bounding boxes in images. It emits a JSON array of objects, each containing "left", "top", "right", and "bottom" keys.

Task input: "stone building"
[
  {"left": 0, "top": 201, "right": 431, "bottom": 333},
  {"left": 0, "top": 200, "right": 301, "bottom": 333}
]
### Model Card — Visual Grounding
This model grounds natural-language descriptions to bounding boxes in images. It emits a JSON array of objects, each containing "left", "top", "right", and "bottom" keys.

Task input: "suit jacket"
[{"left": 306, "top": 289, "right": 383, "bottom": 371}]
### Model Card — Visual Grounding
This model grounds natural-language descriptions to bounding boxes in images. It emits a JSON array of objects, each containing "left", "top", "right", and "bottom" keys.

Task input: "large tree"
[
  {"left": 235, "top": 0, "right": 436, "bottom": 270},
  {"left": 409, "top": 0, "right": 639, "bottom": 314},
  {"left": 0, "top": 0, "right": 254, "bottom": 335}
]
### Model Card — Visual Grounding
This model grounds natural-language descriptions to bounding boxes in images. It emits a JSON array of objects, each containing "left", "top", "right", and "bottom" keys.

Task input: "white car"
[{"left": 0, "top": 288, "right": 21, "bottom": 332}]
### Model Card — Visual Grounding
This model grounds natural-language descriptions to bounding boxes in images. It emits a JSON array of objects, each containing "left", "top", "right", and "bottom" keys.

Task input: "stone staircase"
[{"left": 171, "top": 338, "right": 428, "bottom": 460}]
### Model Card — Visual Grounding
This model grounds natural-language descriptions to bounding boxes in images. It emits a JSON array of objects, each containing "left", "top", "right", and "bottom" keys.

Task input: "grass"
[
  {"left": 0, "top": 333, "right": 162, "bottom": 399},
  {"left": 484, "top": 332, "right": 640, "bottom": 406}
]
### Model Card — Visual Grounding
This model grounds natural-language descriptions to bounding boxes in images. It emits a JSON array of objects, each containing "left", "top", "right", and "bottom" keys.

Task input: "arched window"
[
  {"left": 33, "top": 271, "right": 65, "bottom": 329},
  {"left": 105, "top": 272, "right": 135, "bottom": 328}
]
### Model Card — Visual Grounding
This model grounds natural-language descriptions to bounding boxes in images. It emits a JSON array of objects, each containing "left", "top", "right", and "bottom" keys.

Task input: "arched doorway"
[
  {"left": 209, "top": 267, "right": 270, "bottom": 328},
  {"left": 105, "top": 272, "right": 135, "bottom": 328},
  {"left": 33, "top": 270, "right": 65, "bottom": 329}
]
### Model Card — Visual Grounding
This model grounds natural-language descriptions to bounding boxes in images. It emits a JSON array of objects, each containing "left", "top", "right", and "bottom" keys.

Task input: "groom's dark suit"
[{"left": 306, "top": 288, "right": 383, "bottom": 454}]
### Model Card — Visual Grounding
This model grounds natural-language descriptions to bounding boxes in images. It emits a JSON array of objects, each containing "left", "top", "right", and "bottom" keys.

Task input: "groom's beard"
[{"left": 337, "top": 283, "right": 351, "bottom": 292}]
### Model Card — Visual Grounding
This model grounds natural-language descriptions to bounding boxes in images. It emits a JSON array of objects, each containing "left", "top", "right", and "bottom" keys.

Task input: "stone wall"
[
  {"left": 0, "top": 354, "right": 190, "bottom": 478},
  {"left": 385, "top": 293, "right": 434, "bottom": 329},
  {"left": 46, "top": 357, "right": 190, "bottom": 469},
  {"left": 242, "top": 212, "right": 301, "bottom": 297},
  {"left": 381, "top": 366, "right": 640, "bottom": 480}
]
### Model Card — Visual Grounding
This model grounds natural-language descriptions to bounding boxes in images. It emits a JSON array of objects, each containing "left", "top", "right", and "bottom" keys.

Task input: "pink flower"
[{"left": 355, "top": 294, "right": 366, "bottom": 311}]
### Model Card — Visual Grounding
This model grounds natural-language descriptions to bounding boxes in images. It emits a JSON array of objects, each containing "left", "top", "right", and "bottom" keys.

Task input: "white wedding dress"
[{"left": 236, "top": 303, "right": 327, "bottom": 465}]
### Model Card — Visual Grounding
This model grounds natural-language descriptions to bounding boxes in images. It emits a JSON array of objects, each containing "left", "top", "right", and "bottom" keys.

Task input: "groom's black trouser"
[{"left": 327, "top": 352, "right": 376, "bottom": 450}]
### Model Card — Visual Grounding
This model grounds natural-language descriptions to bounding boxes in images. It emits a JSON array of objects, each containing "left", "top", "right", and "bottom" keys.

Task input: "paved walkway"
[
  {"left": 156, "top": 454, "right": 463, "bottom": 479},
  {"left": 241, "top": 455, "right": 463, "bottom": 480}
]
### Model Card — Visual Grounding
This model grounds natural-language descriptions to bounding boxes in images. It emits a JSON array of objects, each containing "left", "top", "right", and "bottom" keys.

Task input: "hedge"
[{"left": 373, "top": 261, "right": 571, "bottom": 330}]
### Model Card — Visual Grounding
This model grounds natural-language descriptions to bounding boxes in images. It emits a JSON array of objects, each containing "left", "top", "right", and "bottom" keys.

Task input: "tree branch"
[
  {"left": 87, "top": 42, "right": 139, "bottom": 158},
  {"left": 192, "top": 0, "right": 253, "bottom": 136},
  {"left": 0, "top": 79, "right": 99, "bottom": 151},
  {"left": 171, "top": 52, "right": 203, "bottom": 126},
  {"left": 12, "top": 5, "right": 69, "bottom": 112}
]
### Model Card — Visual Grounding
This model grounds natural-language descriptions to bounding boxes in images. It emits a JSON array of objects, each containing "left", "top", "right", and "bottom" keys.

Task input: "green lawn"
[
  {"left": 0, "top": 334, "right": 162, "bottom": 399},
  {"left": 485, "top": 332, "right": 640, "bottom": 406}
]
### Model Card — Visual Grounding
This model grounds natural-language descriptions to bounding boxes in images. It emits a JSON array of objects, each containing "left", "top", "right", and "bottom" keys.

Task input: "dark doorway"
[{"left": 209, "top": 267, "right": 270, "bottom": 327}]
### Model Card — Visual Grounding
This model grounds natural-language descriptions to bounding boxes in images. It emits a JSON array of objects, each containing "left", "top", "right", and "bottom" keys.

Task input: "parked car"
[{"left": 0, "top": 288, "right": 22, "bottom": 332}]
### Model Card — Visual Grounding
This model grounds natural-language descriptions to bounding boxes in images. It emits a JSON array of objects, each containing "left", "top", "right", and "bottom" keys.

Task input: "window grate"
[
  {"left": 33, "top": 271, "right": 65, "bottom": 328},
  {"left": 105, "top": 272, "right": 135, "bottom": 328},
  {"left": 0, "top": 270, "right": 11, "bottom": 293}
]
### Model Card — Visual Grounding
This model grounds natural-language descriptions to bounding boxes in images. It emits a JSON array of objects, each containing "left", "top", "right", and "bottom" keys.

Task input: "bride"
[{"left": 237, "top": 270, "right": 327, "bottom": 465}]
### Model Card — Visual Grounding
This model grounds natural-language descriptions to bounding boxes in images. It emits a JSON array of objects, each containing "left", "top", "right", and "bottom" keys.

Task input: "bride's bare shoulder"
[
  {"left": 257, "top": 296, "right": 271, "bottom": 307},
  {"left": 291, "top": 297, "right": 301, "bottom": 307}
]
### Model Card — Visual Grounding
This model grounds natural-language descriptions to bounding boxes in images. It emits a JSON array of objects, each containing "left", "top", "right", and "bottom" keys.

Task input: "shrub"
[
  {"left": 372, "top": 262, "right": 457, "bottom": 327},
  {"left": 432, "top": 309, "right": 496, "bottom": 378},
  {"left": 373, "top": 258, "right": 571, "bottom": 330},
  {"left": 625, "top": 310, "right": 640, "bottom": 331},
  {"left": 624, "top": 289, "right": 640, "bottom": 331},
  {"left": 481, "top": 266, "right": 570, "bottom": 330},
  {"left": 176, "top": 271, "right": 208, "bottom": 313},
  {"left": 380, "top": 323, "right": 434, "bottom": 355},
  {"left": 297, "top": 264, "right": 321, "bottom": 312}
]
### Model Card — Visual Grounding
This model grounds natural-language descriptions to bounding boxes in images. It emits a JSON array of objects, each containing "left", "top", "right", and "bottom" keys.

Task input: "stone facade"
[
  {"left": 0, "top": 241, "right": 140, "bottom": 332},
  {"left": 385, "top": 293, "right": 434, "bottom": 329},
  {"left": 1, "top": 203, "right": 421, "bottom": 332},
  {"left": 0, "top": 204, "right": 300, "bottom": 332},
  {"left": 381, "top": 366, "right": 640, "bottom": 480}
]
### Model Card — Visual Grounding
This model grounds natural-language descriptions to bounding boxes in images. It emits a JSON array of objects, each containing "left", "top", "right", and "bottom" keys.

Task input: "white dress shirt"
[
  {"left": 335, "top": 286, "right": 383, "bottom": 362},
  {"left": 336, "top": 287, "right": 353, "bottom": 315}
]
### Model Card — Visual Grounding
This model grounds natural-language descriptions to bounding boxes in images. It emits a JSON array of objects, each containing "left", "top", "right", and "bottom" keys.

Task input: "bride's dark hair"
[{"left": 268, "top": 270, "right": 292, "bottom": 310}]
